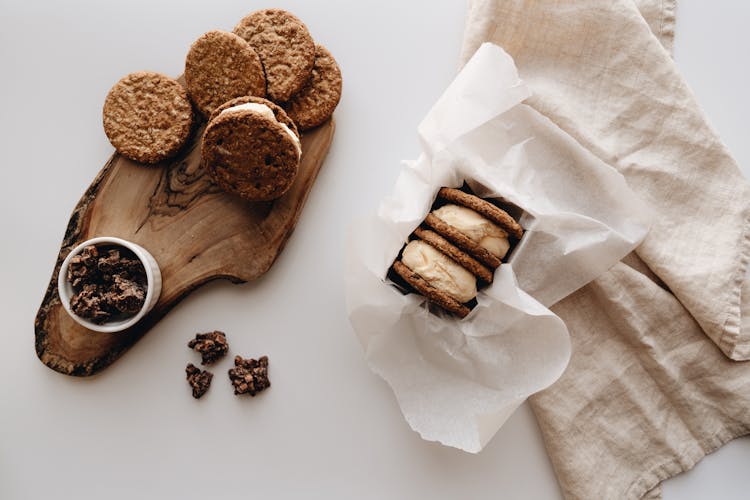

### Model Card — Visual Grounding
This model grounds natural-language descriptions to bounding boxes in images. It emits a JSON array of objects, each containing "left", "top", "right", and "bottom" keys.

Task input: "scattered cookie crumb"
[
  {"left": 186, "top": 363, "right": 213, "bottom": 399},
  {"left": 188, "top": 331, "right": 229, "bottom": 365},
  {"left": 228, "top": 355, "right": 270, "bottom": 396}
]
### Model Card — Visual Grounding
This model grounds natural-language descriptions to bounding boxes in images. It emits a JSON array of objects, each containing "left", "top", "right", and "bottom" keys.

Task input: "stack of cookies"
[
  {"left": 192, "top": 9, "right": 342, "bottom": 201},
  {"left": 391, "top": 187, "right": 524, "bottom": 318},
  {"left": 101, "top": 9, "right": 342, "bottom": 202}
]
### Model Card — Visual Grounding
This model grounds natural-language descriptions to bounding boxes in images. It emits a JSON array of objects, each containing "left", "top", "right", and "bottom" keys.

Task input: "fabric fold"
[
  {"left": 460, "top": 0, "right": 750, "bottom": 498},
  {"left": 634, "top": 0, "right": 677, "bottom": 54},
  {"left": 461, "top": 0, "right": 750, "bottom": 360},
  {"left": 541, "top": 261, "right": 750, "bottom": 499}
]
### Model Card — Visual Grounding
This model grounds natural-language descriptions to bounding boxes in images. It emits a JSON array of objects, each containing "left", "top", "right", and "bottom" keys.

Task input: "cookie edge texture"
[
  {"left": 437, "top": 187, "right": 524, "bottom": 239},
  {"left": 413, "top": 227, "right": 494, "bottom": 283},
  {"left": 423, "top": 213, "right": 503, "bottom": 269},
  {"left": 391, "top": 261, "right": 471, "bottom": 318},
  {"left": 233, "top": 9, "right": 315, "bottom": 102}
]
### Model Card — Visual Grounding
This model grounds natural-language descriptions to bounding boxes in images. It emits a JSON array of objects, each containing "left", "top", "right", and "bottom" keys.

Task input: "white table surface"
[{"left": 1, "top": 1, "right": 748, "bottom": 498}]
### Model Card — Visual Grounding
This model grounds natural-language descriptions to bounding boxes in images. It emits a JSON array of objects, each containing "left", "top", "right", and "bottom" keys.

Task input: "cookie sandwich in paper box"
[
  {"left": 345, "top": 43, "right": 650, "bottom": 452},
  {"left": 390, "top": 187, "right": 524, "bottom": 318}
]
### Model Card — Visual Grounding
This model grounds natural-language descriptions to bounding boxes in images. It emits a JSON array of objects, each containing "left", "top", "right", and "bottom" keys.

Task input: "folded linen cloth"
[{"left": 460, "top": 1, "right": 750, "bottom": 498}]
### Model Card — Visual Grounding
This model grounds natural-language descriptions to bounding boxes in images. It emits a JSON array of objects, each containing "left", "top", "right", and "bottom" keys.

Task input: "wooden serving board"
[{"left": 34, "top": 119, "right": 335, "bottom": 376}]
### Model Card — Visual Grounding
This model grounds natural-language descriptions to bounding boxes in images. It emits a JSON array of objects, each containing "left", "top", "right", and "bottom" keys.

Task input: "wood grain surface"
[{"left": 34, "top": 119, "right": 334, "bottom": 376}]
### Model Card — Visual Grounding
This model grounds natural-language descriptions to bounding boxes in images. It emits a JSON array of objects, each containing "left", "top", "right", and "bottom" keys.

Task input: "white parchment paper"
[{"left": 345, "top": 43, "right": 651, "bottom": 453}]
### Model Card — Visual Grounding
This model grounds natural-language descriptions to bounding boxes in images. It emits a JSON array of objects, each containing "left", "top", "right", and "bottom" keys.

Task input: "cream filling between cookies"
[
  {"left": 401, "top": 240, "right": 476, "bottom": 303},
  {"left": 219, "top": 102, "right": 301, "bottom": 157},
  {"left": 432, "top": 204, "right": 510, "bottom": 259}
]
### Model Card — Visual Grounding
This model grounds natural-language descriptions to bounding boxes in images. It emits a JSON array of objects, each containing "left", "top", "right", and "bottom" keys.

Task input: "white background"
[{"left": 1, "top": 0, "right": 748, "bottom": 498}]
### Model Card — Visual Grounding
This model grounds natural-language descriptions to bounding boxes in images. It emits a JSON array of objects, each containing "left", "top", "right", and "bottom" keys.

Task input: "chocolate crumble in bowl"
[
  {"left": 228, "top": 355, "right": 270, "bottom": 396},
  {"left": 66, "top": 244, "right": 147, "bottom": 324},
  {"left": 186, "top": 363, "right": 213, "bottom": 399},
  {"left": 188, "top": 331, "right": 229, "bottom": 365},
  {"left": 58, "top": 236, "right": 162, "bottom": 333}
]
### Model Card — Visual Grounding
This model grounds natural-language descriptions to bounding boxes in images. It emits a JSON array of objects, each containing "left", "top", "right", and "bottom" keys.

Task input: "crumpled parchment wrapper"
[{"left": 345, "top": 43, "right": 651, "bottom": 452}]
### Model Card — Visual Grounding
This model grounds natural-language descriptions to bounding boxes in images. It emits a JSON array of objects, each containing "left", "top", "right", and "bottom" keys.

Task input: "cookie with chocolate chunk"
[
  {"left": 184, "top": 30, "right": 266, "bottom": 117},
  {"left": 103, "top": 71, "right": 194, "bottom": 164},
  {"left": 201, "top": 96, "right": 301, "bottom": 201},
  {"left": 283, "top": 44, "right": 342, "bottom": 130},
  {"left": 233, "top": 9, "right": 315, "bottom": 102}
]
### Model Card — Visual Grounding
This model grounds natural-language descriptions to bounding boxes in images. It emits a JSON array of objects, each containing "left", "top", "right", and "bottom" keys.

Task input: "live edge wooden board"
[{"left": 34, "top": 118, "right": 334, "bottom": 376}]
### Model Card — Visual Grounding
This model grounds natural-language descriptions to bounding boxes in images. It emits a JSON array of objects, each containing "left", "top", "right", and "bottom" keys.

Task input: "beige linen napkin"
[{"left": 460, "top": 0, "right": 750, "bottom": 498}]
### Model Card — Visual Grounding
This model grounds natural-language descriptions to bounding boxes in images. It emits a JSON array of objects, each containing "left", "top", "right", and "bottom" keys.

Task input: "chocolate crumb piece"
[
  {"left": 108, "top": 275, "right": 147, "bottom": 314},
  {"left": 66, "top": 244, "right": 148, "bottom": 324},
  {"left": 67, "top": 246, "right": 99, "bottom": 288},
  {"left": 186, "top": 363, "right": 213, "bottom": 399},
  {"left": 188, "top": 331, "right": 229, "bottom": 365},
  {"left": 228, "top": 355, "right": 270, "bottom": 396},
  {"left": 79, "top": 245, "right": 99, "bottom": 267},
  {"left": 69, "top": 284, "right": 110, "bottom": 323},
  {"left": 96, "top": 248, "right": 121, "bottom": 275},
  {"left": 97, "top": 248, "right": 146, "bottom": 282}
]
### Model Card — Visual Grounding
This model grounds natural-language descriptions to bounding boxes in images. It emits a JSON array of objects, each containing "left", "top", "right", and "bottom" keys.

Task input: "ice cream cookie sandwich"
[
  {"left": 392, "top": 257, "right": 472, "bottom": 319},
  {"left": 412, "top": 227, "right": 494, "bottom": 284},
  {"left": 425, "top": 188, "right": 523, "bottom": 269},
  {"left": 233, "top": 9, "right": 315, "bottom": 102},
  {"left": 201, "top": 96, "right": 301, "bottom": 201},
  {"left": 102, "top": 71, "right": 194, "bottom": 164},
  {"left": 184, "top": 30, "right": 266, "bottom": 117},
  {"left": 391, "top": 187, "right": 524, "bottom": 317},
  {"left": 283, "top": 44, "right": 342, "bottom": 131},
  {"left": 437, "top": 187, "right": 523, "bottom": 239}
]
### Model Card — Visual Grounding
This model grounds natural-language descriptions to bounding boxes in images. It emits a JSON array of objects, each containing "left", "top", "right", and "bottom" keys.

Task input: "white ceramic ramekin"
[{"left": 57, "top": 236, "right": 162, "bottom": 333}]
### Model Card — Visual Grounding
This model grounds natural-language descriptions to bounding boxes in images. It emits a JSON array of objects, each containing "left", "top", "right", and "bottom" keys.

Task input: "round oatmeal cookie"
[
  {"left": 283, "top": 44, "right": 342, "bottom": 130},
  {"left": 184, "top": 30, "right": 266, "bottom": 117},
  {"left": 233, "top": 9, "right": 315, "bottom": 102},
  {"left": 201, "top": 97, "right": 301, "bottom": 201},
  {"left": 102, "top": 71, "right": 194, "bottom": 164}
]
